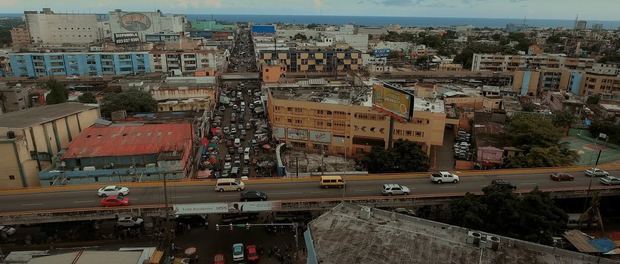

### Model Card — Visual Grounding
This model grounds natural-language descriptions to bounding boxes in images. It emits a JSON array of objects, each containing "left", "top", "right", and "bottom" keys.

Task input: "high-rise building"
[
  {"left": 575, "top": 20, "right": 587, "bottom": 31},
  {"left": 258, "top": 47, "right": 362, "bottom": 74},
  {"left": 471, "top": 54, "right": 594, "bottom": 72},
  {"left": 24, "top": 8, "right": 103, "bottom": 45}
]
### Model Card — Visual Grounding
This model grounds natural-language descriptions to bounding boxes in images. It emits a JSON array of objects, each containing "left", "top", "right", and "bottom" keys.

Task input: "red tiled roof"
[{"left": 63, "top": 123, "right": 193, "bottom": 159}]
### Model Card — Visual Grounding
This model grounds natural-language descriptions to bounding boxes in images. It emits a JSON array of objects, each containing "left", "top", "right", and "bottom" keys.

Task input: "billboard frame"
[{"left": 372, "top": 81, "right": 415, "bottom": 122}]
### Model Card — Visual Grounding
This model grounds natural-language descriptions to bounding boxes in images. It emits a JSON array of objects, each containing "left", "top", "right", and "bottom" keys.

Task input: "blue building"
[{"left": 9, "top": 51, "right": 152, "bottom": 77}]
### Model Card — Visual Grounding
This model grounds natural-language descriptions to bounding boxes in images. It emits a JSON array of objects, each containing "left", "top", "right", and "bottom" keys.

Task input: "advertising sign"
[
  {"left": 273, "top": 127, "right": 286, "bottom": 139},
  {"left": 372, "top": 82, "right": 414, "bottom": 121},
  {"left": 174, "top": 203, "right": 228, "bottom": 215},
  {"left": 114, "top": 32, "right": 141, "bottom": 44},
  {"left": 309, "top": 130, "right": 332, "bottom": 143},
  {"left": 120, "top": 13, "right": 152, "bottom": 31},
  {"left": 287, "top": 128, "right": 308, "bottom": 140},
  {"left": 374, "top": 48, "right": 391, "bottom": 58},
  {"left": 228, "top": 201, "right": 282, "bottom": 213}
]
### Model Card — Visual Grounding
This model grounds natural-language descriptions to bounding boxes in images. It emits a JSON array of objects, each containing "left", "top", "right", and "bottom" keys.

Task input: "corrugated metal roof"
[
  {"left": 62, "top": 123, "right": 192, "bottom": 159},
  {"left": 0, "top": 103, "right": 98, "bottom": 129}
]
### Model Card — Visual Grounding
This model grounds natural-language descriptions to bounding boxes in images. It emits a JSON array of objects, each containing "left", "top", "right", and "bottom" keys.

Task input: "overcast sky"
[{"left": 1, "top": 0, "right": 619, "bottom": 20}]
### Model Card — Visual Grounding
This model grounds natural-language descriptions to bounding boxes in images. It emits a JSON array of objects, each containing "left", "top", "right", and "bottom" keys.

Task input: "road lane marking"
[
  {"left": 73, "top": 200, "right": 92, "bottom": 203},
  {"left": 438, "top": 186, "right": 458, "bottom": 189},
  {"left": 217, "top": 194, "right": 238, "bottom": 198},
  {"left": 520, "top": 182, "right": 539, "bottom": 185},
  {"left": 21, "top": 203, "right": 43, "bottom": 206},
  {"left": 272, "top": 192, "right": 299, "bottom": 195}
]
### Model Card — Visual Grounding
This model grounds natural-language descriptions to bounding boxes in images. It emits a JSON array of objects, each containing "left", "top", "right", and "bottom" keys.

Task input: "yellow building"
[
  {"left": 472, "top": 53, "right": 594, "bottom": 72},
  {"left": 151, "top": 81, "right": 217, "bottom": 112},
  {"left": 265, "top": 80, "right": 446, "bottom": 157},
  {"left": 258, "top": 47, "right": 362, "bottom": 74},
  {"left": 583, "top": 64, "right": 620, "bottom": 99},
  {"left": 0, "top": 103, "right": 100, "bottom": 189}
]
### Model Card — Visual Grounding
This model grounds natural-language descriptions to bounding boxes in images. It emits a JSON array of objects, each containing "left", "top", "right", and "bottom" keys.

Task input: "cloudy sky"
[{"left": 1, "top": 0, "right": 619, "bottom": 20}]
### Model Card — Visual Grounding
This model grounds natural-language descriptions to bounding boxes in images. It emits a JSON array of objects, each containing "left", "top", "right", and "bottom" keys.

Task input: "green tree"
[
  {"left": 520, "top": 101, "right": 537, "bottom": 112},
  {"left": 504, "top": 115, "right": 563, "bottom": 149},
  {"left": 586, "top": 94, "right": 600, "bottom": 105},
  {"left": 598, "top": 53, "right": 620, "bottom": 64},
  {"left": 553, "top": 110, "right": 576, "bottom": 135},
  {"left": 589, "top": 120, "right": 620, "bottom": 145},
  {"left": 447, "top": 186, "right": 567, "bottom": 245},
  {"left": 45, "top": 79, "right": 69, "bottom": 105},
  {"left": 362, "top": 139, "right": 430, "bottom": 173},
  {"left": 78, "top": 92, "right": 97, "bottom": 104},
  {"left": 100, "top": 89, "right": 157, "bottom": 116},
  {"left": 292, "top": 33, "right": 307, "bottom": 41}
]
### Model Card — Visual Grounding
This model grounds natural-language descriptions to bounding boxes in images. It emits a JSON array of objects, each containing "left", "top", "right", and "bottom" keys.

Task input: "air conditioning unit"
[
  {"left": 359, "top": 206, "right": 371, "bottom": 220},
  {"left": 488, "top": 235, "right": 500, "bottom": 250},
  {"left": 467, "top": 231, "right": 482, "bottom": 246}
]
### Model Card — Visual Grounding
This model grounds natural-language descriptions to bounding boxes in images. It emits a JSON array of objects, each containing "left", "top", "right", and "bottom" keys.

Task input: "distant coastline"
[{"left": 2, "top": 13, "right": 620, "bottom": 29}]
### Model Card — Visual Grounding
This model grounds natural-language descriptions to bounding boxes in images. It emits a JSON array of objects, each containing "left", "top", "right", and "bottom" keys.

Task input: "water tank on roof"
[
  {"left": 467, "top": 231, "right": 482, "bottom": 246},
  {"left": 6, "top": 131, "right": 15, "bottom": 139}
]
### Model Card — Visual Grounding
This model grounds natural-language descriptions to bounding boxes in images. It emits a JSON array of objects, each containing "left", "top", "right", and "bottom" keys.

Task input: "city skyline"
[{"left": 1, "top": 0, "right": 620, "bottom": 21}]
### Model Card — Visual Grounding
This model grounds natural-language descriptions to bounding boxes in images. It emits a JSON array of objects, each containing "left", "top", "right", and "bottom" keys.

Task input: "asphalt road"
[{"left": 1, "top": 170, "right": 618, "bottom": 213}]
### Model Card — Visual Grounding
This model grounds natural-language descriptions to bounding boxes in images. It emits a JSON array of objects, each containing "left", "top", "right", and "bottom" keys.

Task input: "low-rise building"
[
  {"left": 40, "top": 123, "right": 193, "bottom": 185},
  {"left": 472, "top": 53, "right": 595, "bottom": 72},
  {"left": 583, "top": 63, "right": 620, "bottom": 99},
  {"left": 0, "top": 103, "right": 100, "bottom": 189},
  {"left": 151, "top": 77, "right": 217, "bottom": 112},
  {"left": 266, "top": 79, "right": 446, "bottom": 157},
  {"left": 305, "top": 203, "right": 613, "bottom": 264},
  {"left": 9, "top": 51, "right": 151, "bottom": 77},
  {"left": 0, "top": 83, "right": 34, "bottom": 113}
]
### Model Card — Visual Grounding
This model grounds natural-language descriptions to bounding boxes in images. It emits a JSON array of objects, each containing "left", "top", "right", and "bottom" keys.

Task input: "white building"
[
  {"left": 374, "top": 41, "right": 412, "bottom": 52},
  {"left": 109, "top": 10, "right": 186, "bottom": 41},
  {"left": 150, "top": 50, "right": 223, "bottom": 74},
  {"left": 24, "top": 8, "right": 103, "bottom": 45}
]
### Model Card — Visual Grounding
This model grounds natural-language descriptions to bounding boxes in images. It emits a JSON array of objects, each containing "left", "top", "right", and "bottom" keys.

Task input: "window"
[
  {"left": 415, "top": 131, "right": 424, "bottom": 137},
  {"left": 9, "top": 175, "right": 15, "bottom": 180}
]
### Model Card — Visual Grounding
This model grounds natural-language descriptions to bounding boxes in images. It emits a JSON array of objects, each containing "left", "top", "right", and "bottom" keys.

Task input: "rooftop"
[
  {"left": 62, "top": 123, "right": 192, "bottom": 159},
  {"left": 267, "top": 79, "right": 445, "bottom": 113},
  {"left": 306, "top": 203, "right": 617, "bottom": 264},
  {"left": 0, "top": 103, "right": 99, "bottom": 129}
]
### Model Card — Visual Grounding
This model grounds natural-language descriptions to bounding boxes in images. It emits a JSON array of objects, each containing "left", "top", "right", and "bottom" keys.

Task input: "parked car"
[
  {"left": 490, "top": 179, "right": 517, "bottom": 190},
  {"left": 117, "top": 216, "right": 144, "bottom": 227},
  {"left": 97, "top": 185, "right": 129, "bottom": 197},
  {"left": 224, "top": 162, "right": 232, "bottom": 171},
  {"left": 550, "top": 172, "right": 574, "bottom": 181},
  {"left": 232, "top": 243, "right": 244, "bottom": 262},
  {"left": 381, "top": 184, "right": 410, "bottom": 196},
  {"left": 585, "top": 168, "right": 609, "bottom": 177},
  {"left": 100, "top": 195, "right": 129, "bottom": 207},
  {"left": 430, "top": 171, "right": 459, "bottom": 184},
  {"left": 213, "top": 253, "right": 225, "bottom": 264},
  {"left": 0, "top": 226, "right": 17, "bottom": 236},
  {"left": 246, "top": 244, "right": 259, "bottom": 262},
  {"left": 599, "top": 176, "right": 620, "bottom": 185},
  {"left": 242, "top": 167, "right": 250, "bottom": 176},
  {"left": 241, "top": 190, "right": 268, "bottom": 201}
]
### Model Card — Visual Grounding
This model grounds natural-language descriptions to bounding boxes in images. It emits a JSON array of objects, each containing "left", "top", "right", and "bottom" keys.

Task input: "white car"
[
  {"left": 232, "top": 243, "right": 244, "bottom": 262},
  {"left": 117, "top": 216, "right": 144, "bottom": 227},
  {"left": 585, "top": 168, "right": 609, "bottom": 177},
  {"left": 97, "top": 185, "right": 129, "bottom": 197},
  {"left": 431, "top": 171, "right": 460, "bottom": 184},
  {"left": 381, "top": 184, "right": 410, "bottom": 196}
]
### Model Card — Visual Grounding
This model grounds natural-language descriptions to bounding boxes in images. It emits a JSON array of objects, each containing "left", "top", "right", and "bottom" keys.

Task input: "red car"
[
  {"left": 246, "top": 245, "right": 259, "bottom": 262},
  {"left": 100, "top": 195, "right": 129, "bottom": 207},
  {"left": 213, "top": 253, "right": 225, "bottom": 264},
  {"left": 550, "top": 172, "right": 575, "bottom": 181}
]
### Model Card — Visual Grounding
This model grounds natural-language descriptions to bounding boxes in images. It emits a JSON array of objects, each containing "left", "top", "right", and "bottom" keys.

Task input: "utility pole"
[{"left": 162, "top": 172, "right": 172, "bottom": 257}]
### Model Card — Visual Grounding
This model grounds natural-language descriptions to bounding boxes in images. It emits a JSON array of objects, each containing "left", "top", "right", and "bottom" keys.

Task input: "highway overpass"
[{"left": 1, "top": 166, "right": 619, "bottom": 225}]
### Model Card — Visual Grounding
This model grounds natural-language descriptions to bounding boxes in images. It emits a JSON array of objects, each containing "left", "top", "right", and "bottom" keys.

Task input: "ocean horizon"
[{"left": 2, "top": 12, "right": 620, "bottom": 29}]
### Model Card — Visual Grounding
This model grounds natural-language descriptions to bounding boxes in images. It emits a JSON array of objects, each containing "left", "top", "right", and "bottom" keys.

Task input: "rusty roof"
[{"left": 62, "top": 123, "right": 192, "bottom": 159}]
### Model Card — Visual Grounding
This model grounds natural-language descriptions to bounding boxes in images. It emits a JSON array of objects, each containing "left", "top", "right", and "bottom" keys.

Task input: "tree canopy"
[
  {"left": 45, "top": 79, "right": 69, "bottom": 105},
  {"left": 362, "top": 139, "right": 429, "bottom": 173},
  {"left": 448, "top": 186, "right": 567, "bottom": 245},
  {"left": 77, "top": 92, "right": 98, "bottom": 104},
  {"left": 589, "top": 119, "right": 620, "bottom": 145},
  {"left": 100, "top": 89, "right": 157, "bottom": 116},
  {"left": 502, "top": 114, "right": 578, "bottom": 167}
]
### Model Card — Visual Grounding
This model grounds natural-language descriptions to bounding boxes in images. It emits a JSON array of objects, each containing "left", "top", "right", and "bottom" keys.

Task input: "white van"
[
  {"left": 244, "top": 153, "right": 250, "bottom": 164},
  {"left": 214, "top": 178, "right": 245, "bottom": 192},
  {"left": 244, "top": 147, "right": 250, "bottom": 155},
  {"left": 234, "top": 138, "right": 241, "bottom": 147}
]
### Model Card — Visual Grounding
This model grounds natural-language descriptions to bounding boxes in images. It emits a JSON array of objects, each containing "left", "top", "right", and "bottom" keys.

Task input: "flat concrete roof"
[
  {"left": 0, "top": 103, "right": 98, "bottom": 129},
  {"left": 28, "top": 251, "right": 143, "bottom": 264},
  {"left": 307, "top": 203, "right": 617, "bottom": 264}
]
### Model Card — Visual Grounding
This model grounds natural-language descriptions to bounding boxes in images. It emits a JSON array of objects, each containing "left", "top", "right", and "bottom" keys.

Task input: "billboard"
[
  {"left": 287, "top": 128, "right": 308, "bottom": 140},
  {"left": 273, "top": 127, "right": 286, "bottom": 139},
  {"left": 372, "top": 82, "right": 414, "bottom": 121},
  {"left": 114, "top": 32, "right": 141, "bottom": 44},
  {"left": 174, "top": 203, "right": 228, "bottom": 215},
  {"left": 119, "top": 13, "right": 152, "bottom": 31},
  {"left": 374, "top": 48, "right": 391, "bottom": 58},
  {"left": 309, "top": 130, "right": 331, "bottom": 143}
]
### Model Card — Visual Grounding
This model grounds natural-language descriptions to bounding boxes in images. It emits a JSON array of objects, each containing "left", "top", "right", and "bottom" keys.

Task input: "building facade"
[
  {"left": 10, "top": 26, "right": 31, "bottom": 46},
  {"left": 471, "top": 53, "right": 595, "bottom": 72},
  {"left": 109, "top": 10, "right": 186, "bottom": 41},
  {"left": 24, "top": 8, "right": 103, "bottom": 45},
  {"left": 265, "top": 81, "right": 446, "bottom": 157},
  {"left": 9, "top": 51, "right": 151, "bottom": 77},
  {"left": 0, "top": 83, "right": 32, "bottom": 113},
  {"left": 258, "top": 48, "right": 362, "bottom": 74},
  {"left": 0, "top": 103, "right": 100, "bottom": 189},
  {"left": 150, "top": 50, "right": 221, "bottom": 74}
]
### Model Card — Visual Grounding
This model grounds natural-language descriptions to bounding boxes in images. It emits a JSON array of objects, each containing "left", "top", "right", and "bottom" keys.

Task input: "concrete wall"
[{"left": 26, "top": 11, "right": 101, "bottom": 44}]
